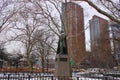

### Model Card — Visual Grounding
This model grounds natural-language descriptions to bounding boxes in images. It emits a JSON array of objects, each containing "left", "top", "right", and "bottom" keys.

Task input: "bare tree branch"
[{"left": 74, "top": 0, "right": 120, "bottom": 24}]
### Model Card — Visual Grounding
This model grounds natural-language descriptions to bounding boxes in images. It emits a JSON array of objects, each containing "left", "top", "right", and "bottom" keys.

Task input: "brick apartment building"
[
  {"left": 89, "top": 15, "right": 113, "bottom": 68},
  {"left": 62, "top": 2, "right": 86, "bottom": 64}
]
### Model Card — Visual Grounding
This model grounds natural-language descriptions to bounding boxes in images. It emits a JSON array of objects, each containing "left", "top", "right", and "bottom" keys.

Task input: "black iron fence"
[{"left": 0, "top": 72, "right": 120, "bottom": 80}]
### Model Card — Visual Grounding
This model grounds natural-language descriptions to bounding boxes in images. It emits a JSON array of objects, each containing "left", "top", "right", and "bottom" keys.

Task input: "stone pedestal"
[{"left": 54, "top": 54, "right": 71, "bottom": 77}]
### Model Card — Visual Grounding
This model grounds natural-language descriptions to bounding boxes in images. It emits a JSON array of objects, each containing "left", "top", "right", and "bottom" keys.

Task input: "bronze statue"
[{"left": 57, "top": 33, "right": 68, "bottom": 55}]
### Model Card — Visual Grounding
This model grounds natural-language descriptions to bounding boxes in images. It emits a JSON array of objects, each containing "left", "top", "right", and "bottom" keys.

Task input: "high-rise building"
[
  {"left": 62, "top": 2, "right": 86, "bottom": 64},
  {"left": 111, "top": 24, "right": 120, "bottom": 65},
  {"left": 89, "top": 15, "right": 113, "bottom": 68}
]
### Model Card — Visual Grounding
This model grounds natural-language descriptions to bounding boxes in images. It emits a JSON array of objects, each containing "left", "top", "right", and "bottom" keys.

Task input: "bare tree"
[
  {"left": 111, "top": 24, "right": 120, "bottom": 42},
  {"left": 7, "top": 0, "right": 57, "bottom": 70},
  {"left": 7, "top": 1, "right": 42, "bottom": 69},
  {"left": 0, "top": 1, "right": 25, "bottom": 63},
  {"left": 33, "top": 30, "right": 55, "bottom": 73},
  {"left": 33, "top": 0, "right": 63, "bottom": 37},
  {"left": 0, "top": 0, "right": 19, "bottom": 33},
  {"left": 110, "top": 24, "right": 120, "bottom": 66},
  {"left": 0, "top": 0, "right": 18, "bottom": 56},
  {"left": 73, "top": 0, "right": 120, "bottom": 24}
]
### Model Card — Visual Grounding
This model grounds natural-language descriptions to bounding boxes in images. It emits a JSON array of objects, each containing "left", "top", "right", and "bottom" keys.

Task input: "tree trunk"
[{"left": 26, "top": 54, "right": 32, "bottom": 70}]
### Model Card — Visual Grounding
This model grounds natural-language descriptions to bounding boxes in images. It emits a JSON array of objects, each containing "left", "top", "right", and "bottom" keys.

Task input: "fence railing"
[{"left": 0, "top": 72, "right": 120, "bottom": 80}]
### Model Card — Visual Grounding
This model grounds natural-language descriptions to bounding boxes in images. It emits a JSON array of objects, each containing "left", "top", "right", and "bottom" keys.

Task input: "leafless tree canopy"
[
  {"left": 73, "top": 0, "right": 120, "bottom": 24},
  {"left": 0, "top": 0, "right": 20, "bottom": 33},
  {"left": 2, "top": 0, "right": 58, "bottom": 69}
]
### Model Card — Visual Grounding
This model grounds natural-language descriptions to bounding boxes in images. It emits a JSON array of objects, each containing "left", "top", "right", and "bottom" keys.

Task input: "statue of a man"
[{"left": 57, "top": 33, "right": 68, "bottom": 55}]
